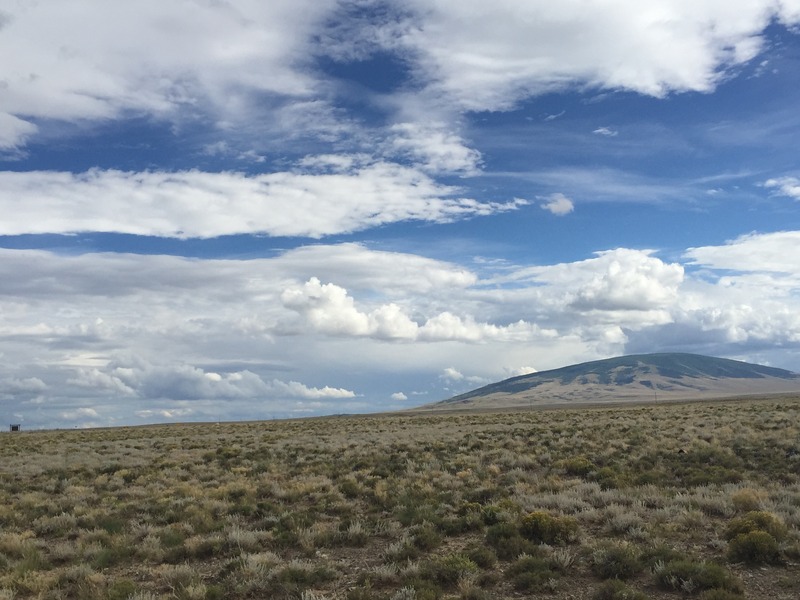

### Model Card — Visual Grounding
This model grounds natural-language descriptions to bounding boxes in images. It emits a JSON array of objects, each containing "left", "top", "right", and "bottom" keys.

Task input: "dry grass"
[{"left": 1, "top": 397, "right": 799, "bottom": 599}]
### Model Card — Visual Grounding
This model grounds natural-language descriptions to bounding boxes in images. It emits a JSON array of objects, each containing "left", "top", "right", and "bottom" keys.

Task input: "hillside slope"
[{"left": 428, "top": 353, "right": 800, "bottom": 409}]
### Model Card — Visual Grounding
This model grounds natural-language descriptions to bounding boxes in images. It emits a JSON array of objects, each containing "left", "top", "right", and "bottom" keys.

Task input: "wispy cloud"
[
  {"left": 593, "top": 126, "right": 618, "bottom": 137},
  {"left": 685, "top": 230, "right": 800, "bottom": 274},
  {"left": 519, "top": 167, "right": 688, "bottom": 204},
  {"left": 386, "top": 122, "right": 482, "bottom": 175},
  {"left": 0, "top": 167, "right": 523, "bottom": 238}
]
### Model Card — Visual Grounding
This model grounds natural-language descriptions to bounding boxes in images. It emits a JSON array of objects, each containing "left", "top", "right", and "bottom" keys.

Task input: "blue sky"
[{"left": 2, "top": 1, "right": 800, "bottom": 428}]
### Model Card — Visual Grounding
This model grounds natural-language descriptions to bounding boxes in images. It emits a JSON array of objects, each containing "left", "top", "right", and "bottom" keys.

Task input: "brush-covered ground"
[{"left": 1, "top": 397, "right": 799, "bottom": 600}]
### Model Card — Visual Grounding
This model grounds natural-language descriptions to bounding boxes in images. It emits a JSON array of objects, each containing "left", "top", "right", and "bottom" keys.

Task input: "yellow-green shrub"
[{"left": 520, "top": 511, "right": 579, "bottom": 545}]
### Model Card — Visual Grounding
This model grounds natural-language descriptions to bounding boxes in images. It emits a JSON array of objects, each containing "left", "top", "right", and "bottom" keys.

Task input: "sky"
[{"left": 2, "top": 1, "right": 800, "bottom": 428}]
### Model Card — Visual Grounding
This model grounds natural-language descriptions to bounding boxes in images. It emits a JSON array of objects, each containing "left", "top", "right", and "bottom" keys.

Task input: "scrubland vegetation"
[{"left": 1, "top": 397, "right": 799, "bottom": 599}]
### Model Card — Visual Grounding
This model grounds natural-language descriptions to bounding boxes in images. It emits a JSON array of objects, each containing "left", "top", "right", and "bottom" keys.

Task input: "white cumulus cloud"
[
  {"left": 541, "top": 193, "right": 575, "bottom": 215},
  {"left": 441, "top": 367, "right": 465, "bottom": 382},
  {"left": 439, "top": 367, "right": 490, "bottom": 385},
  {"left": 569, "top": 250, "right": 684, "bottom": 312},
  {"left": 504, "top": 366, "right": 538, "bottom": 377},
  {"left": 497, "top": 248, "right": 684, "bottom": 316},
  {"left": 282, "top": 277, "right": 553, "bottom": 342},
  {"left": 764, "top": 176, "right": 800, "bottom": 200},
  {"left": 396, "top": 0, "right": 798, "bottom": 111},
  {"left": 0, "top": 0, "right": 337, "bottom": 149}
]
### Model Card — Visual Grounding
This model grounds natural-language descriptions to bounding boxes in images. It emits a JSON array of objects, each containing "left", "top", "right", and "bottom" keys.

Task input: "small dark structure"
[{"left": 9, "top": 424, "right": 20, "bottom": 432}]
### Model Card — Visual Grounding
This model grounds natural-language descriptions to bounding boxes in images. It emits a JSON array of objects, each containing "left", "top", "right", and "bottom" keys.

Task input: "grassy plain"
[{"left": 1, "top": 396, "right": 799, "bottom": 599}]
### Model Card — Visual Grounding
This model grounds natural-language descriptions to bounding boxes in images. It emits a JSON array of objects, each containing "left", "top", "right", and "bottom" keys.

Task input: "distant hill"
[{"left": 426, "top": 353, "right": 800, "bottom": 410}]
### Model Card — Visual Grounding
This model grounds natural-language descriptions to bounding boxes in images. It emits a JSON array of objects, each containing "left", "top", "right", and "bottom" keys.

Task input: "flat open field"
[{"left": 1, "top": 397, "right": 799, "bottom": 599}]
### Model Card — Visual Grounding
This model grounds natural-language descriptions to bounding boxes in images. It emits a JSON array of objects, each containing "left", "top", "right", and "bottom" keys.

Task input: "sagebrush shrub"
[
  {"left": 411, "top": 523, "right": 442, "bottom": 552},
  {"left": 724, "top": 511, "right": 787, "bottom": 542},
  {"left": 464, "top": 543, "right": 497, "bottom": 569},
  {"left": 459, "top": 587, "right": 490, "bottom": 600},
  {"left": 730, "top": 488, "right": 765, "bottom": 513},
  {"left": 590, "top": 541, "right": 642, "bottom": 580},
  {"left": 655, "top": 559, "right": 742, "bottom": 594},
  {"left": 400, "top": 576, "right": 441, "bottom": 600},
  {"left": 640, "top": 544, "right": 685, "bottom": 568},
  {"left": 345, "top": 588, "right": 373, "bottom": 600},
  {"left": 275, "top": 560, "right": 338, "bottom": 586},
  {"left": 560, "top": 456, "right": 595, "bottom": 477},
  {"left": 383, "top": 536, "right": 419, "bottom": 563},
  {"left": 505, "top": 554, "right": 560, "bottom": 592},
  {"left": 484, "top": 522, "right": 535, "bottom": 560},
  {"left": 338, "top": 479, "right": 361, "bottom": 499},
  {"left": 426, "top": 553, "right": 478, "bottom": 586},
  {"left": 726, "top": 530, "right": 781, "bottom": 565},
  {"left": 519, "top": 511, "right": 579, "bottom": 545},
  {"left": 592, "top": 579, "right": 648, "bottom": 600}
]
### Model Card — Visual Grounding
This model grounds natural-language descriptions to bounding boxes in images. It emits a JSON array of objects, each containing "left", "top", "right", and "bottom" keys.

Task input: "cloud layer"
[{"left": 2, "top": 232, "right": 799, "bottom": 427}]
